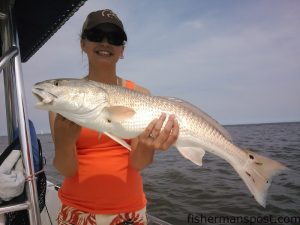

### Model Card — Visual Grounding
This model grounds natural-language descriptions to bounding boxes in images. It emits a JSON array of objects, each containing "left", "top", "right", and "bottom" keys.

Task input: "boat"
[{"left": 0, "top": 1, "right": 172, "bottom": 224}]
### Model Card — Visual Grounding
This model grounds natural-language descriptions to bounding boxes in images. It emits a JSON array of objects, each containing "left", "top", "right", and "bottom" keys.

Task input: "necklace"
[{"left": 84, "top": 75, "right": 121, "bottom": 86}]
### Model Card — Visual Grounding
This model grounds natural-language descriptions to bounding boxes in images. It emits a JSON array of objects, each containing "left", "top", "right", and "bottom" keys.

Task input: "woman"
[{"left": 49, "top": 9, "right": 179, "bottom": 225}]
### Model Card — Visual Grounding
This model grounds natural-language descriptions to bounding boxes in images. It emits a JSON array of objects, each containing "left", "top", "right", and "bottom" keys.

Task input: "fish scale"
[
  {"left": 107, "top": 85, "right": 230, "bottom": 147},
  {"left": 104, "top": 84, "right": 259, "bottom": 170}
]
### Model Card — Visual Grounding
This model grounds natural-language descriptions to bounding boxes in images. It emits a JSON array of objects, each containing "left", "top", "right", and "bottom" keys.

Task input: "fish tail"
[{"left": 233, "top": 149, "right": 288, "bottom": 207}]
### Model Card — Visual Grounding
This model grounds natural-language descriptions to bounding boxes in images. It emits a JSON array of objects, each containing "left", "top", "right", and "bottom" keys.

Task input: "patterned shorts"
[{"left": 57, "top": 205, "right": 148, "bottom": 225}]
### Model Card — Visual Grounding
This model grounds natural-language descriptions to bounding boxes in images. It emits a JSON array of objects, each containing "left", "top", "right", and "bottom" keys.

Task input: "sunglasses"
[{"left": 83, "top": 28, "right": 126, "bottom": 46}]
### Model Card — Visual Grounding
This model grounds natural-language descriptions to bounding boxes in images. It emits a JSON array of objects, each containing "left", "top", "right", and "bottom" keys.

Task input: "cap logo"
[{"left": 101, "top": 9, "right": 121, "bottom": 22}]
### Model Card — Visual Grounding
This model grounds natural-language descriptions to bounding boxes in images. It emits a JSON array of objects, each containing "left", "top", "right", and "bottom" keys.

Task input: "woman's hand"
[
  {"left": 53, "top": 114, "right": 81, "bottom": 148},
  {"left": 137, "top": 113, "right": 179, "bottom": 151},
  {"left": 51, "top": 113, "right": 81, "bottom": 177},
  {"left": 130, "top": 113, "right": 179, "bottom": 171}
]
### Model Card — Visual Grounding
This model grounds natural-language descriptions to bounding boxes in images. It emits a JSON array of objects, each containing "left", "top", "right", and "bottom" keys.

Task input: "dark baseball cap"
[{"left": 82, "top": 9, "right": 127, "bottom": 41}]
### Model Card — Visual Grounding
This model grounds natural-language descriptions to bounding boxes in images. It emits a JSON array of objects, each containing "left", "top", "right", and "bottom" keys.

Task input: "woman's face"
[
  {"left": 81, "top": 38, "right": 124, "bottom": 66},
  {"left": 80, "top": 24, "right": 126, "bottom": 67}
]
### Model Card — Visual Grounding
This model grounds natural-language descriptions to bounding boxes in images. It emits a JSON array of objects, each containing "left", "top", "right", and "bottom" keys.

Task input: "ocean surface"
[{"left": 1, "top": 122, "right": 299, "bottom": 224}]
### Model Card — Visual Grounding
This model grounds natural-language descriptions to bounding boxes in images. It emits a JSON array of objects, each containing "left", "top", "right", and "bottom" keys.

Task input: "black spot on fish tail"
[
  {"left": 246, "top": 171, "right": 255, "bottom": 183},
  {"left": 248, "top": 153, "right": 263, "bottom": 165}
]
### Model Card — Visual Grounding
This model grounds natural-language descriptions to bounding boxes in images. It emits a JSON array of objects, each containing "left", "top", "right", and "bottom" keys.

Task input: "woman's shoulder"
[
  {"left": 122, "top": 78, "right": 150, "bottom": 95},
  {"left": 133, "top": 83, "right": 150, "bottom": 95}
]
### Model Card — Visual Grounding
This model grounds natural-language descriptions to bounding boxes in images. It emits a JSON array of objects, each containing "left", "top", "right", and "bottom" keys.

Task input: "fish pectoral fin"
[
  {"left": 103, "top": 132, "right": 132, "bottom": 151},
  {"left": 103, "top": 106, "right": 136, "bottom": 122},
  {"left": 176, "top": 146, "right": 206, "bottom": 167}
]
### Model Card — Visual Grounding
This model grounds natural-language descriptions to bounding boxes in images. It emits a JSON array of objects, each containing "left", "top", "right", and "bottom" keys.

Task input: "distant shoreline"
[
  {"left": 0, "top": 121, "right": 299, "bottom": 137},
  {"left": 223, "top": 121, "right": 300, "bottom": 127}
]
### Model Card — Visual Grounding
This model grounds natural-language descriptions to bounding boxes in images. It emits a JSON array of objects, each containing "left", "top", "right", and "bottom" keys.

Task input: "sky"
[{"left": 1, "top": 0, "right": 300, "bottom": 135}]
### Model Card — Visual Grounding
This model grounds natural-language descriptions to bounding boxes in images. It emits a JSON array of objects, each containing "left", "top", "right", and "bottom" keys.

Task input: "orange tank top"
[{"left": 58, "top": 80, "right": 147, "bottom": 214}]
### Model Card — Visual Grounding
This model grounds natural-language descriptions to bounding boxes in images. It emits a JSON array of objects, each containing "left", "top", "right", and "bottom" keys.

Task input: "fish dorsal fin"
[
  {"left": 104, "top": 132, "right": 132, "bottom": 151},
  {"left": 102, "top": 106, "right": 136, "bottom": 123},
  {"left": 160, "top": 96, "right": 232, "bottom": 141}
]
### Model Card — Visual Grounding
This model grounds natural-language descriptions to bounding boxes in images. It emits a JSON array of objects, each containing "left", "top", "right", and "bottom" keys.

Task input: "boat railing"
[{"left": 0, "top": 0, "right": 42, "bottom": 224}]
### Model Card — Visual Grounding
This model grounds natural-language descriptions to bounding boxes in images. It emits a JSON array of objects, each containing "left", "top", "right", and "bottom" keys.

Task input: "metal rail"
[
  {"left": 148, "top": 215, "right": 173, "bottom": 225},
  {"left": 0, "top": 202, "right": 30, "bottom": 215},
  {"left": 0, "top": 46, "right": 18, "bottom": 72},
  {"left": 0, "top": 12, "right": 6, "bottom": 20},
  {"left": 0, "top": 0, "right": 42, "bottom": 224}
]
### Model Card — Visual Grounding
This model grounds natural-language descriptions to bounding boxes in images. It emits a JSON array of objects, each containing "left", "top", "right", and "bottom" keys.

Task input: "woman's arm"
[{"left": 49, "top": 112, "right": 81, "bottom": 177}]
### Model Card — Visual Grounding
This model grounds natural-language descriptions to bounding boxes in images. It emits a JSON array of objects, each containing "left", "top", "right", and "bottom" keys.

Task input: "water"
[{"left": 1, "top": 122, "right": 299, "bottom": 224}]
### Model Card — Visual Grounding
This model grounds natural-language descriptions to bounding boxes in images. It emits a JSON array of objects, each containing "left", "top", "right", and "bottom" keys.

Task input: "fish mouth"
[{"left": 32, "top": 87, "right": 57, "bottom": 106}]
